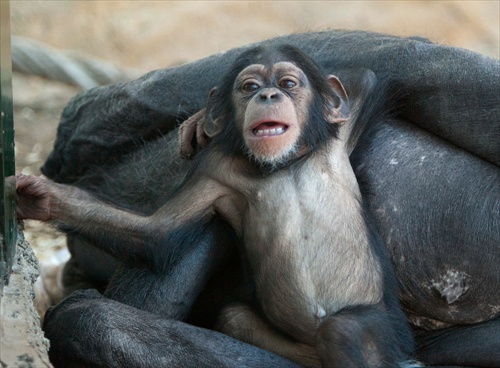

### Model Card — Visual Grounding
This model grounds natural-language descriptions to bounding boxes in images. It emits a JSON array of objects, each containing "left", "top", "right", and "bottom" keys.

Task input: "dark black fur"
[
  {"left": 45, "top": 289, "right": 300, "bottom": 368},
  {"left": 41, "top": 31, "right": 499, "bottom": 367}
]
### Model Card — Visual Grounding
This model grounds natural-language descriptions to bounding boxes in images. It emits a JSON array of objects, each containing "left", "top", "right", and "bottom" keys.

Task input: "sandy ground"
[{"left": 10, "top": 1, "right": 500, "bottom": 263}]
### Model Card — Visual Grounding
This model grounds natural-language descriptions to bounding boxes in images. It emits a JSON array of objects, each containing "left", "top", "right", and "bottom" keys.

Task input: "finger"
[
  {"left": 179, "top": 123, "right": 195, "bottom": 159},
  {"left": 196, "top": 116, "right": 209, "bottom": 148},
  {"left": 15, "top": 173, "right": 31, "bottom": 189},
  {"left": 15, "top": 175, "right": 50, "bottom": 197}
]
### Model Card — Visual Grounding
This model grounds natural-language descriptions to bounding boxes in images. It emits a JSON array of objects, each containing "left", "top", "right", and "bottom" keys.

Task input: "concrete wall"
[{"left": 1, "top": 231, "right": 52, "bottom": 368}]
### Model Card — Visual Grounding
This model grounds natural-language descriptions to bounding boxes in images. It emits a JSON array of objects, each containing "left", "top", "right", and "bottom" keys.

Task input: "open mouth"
[{"left": 252, "top": 122, "right": 289, "bottom": 137}]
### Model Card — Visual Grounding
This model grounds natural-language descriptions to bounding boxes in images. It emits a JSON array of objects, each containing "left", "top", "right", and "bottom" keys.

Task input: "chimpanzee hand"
[
  {"left": 14, "top": 174, "right": 63, "bottom": 221},
  {"left": 178, "top": 108, "right": 209, "bottom": 159}
]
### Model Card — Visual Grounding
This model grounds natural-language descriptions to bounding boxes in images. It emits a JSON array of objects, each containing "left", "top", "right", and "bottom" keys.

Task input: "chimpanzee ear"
[
  {"left": 203, "top": 87, "right": 224, "bottom": 137},
  {"left": 326, "top": 75, "right": 350, "bottom": 124}
]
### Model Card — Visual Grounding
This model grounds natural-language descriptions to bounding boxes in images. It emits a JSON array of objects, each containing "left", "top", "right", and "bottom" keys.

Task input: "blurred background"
[
  {"left": 9, "top": 0, "right": 499, "bottom": 263},
  {"left": 11, "top": 1, "right": 500, "bottom": 70}
]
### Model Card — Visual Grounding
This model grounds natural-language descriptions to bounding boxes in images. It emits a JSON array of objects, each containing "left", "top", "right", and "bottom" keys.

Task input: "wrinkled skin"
[{"left": 19, "top": 30, "right": 500, "bottom": 367}]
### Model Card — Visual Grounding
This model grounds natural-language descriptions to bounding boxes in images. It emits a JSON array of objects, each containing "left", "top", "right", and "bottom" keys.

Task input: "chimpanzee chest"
[{"left": 240, "top": 165, "right": 383, "bottom": 342}]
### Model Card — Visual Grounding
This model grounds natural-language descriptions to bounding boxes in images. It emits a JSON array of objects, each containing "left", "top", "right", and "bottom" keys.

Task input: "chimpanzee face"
[
  {"left": 204, "top": 46, "right": 349, "bottom": 169},
  {"left": 232, "top": 61, "right": 313, "bottom": 165}
]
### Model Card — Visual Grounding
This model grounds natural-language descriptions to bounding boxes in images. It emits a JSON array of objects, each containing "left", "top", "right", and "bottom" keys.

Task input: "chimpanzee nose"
[{"left": 259, "top": 88, "right": 280, "bottom": 101}]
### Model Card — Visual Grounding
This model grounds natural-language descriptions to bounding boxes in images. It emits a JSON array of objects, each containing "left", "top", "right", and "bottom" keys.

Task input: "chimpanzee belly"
[
  {"left": 241, "top": 158, "right": 383, "bottom": 343},
  {"left": 352, "top": 119, "right": 500, "bottom": 328}
]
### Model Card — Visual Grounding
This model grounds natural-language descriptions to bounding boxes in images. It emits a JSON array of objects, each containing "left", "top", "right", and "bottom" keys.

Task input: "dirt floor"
[{"left": 10, "top": 0, "right": 500, "bottom": 268}]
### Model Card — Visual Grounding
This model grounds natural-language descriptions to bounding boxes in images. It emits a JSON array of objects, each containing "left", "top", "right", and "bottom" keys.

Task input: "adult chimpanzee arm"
[
  {"left": 42, "top": 30, "right": 499, "bottom": 184},
  {"left": 15, "top": 172, "right": 226, "bottom": 271}
]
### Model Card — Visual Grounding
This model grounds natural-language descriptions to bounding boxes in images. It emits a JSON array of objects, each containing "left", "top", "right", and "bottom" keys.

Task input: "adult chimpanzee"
[
  {"left": 18, "top": 45, "right": 415, "bottom": 367},
  {"left": 18, "top": 30, "right": 500, "bottom": 367}
]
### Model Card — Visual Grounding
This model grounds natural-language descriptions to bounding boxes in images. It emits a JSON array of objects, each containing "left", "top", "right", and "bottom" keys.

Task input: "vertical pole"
[{"left": 0, "top": 0, "right": 18, "bottom": 287}]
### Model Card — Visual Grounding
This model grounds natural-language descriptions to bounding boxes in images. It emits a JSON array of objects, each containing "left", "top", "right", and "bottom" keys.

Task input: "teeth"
[{"left": 254, "top": 126, "right": 285, "bottom": 137}]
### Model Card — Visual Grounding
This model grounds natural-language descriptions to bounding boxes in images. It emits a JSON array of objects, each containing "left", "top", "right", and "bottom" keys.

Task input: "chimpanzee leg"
[
  {"left": 104, "top": 218, "right": 235, "bottom": 320},
  {"left": 316, "top": 305, "right": 412, "bottom": 368},
  {"left": 216, "top": 303, "right": 321, "bottom": 367},
  {"left": 414, "top": 317, "right": 500, "bottom": 367},
  {"left": 43, "top": 289, "right": 301, "bottom": 368}
]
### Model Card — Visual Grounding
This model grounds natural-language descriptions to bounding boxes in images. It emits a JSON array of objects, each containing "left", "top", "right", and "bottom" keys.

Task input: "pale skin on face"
[{"left": 232, "top": 62, "right": 313, "bottom": 165}]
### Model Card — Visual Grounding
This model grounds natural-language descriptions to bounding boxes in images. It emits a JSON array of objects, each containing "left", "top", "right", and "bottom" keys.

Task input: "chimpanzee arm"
[{"left": 15, "top": 172, "right": 228, "bottom": 270}]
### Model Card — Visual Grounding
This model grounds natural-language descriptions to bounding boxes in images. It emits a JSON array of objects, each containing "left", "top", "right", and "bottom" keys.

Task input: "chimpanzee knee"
[{"left": 316, "top": 305, "right": 413, "bottom": 368}]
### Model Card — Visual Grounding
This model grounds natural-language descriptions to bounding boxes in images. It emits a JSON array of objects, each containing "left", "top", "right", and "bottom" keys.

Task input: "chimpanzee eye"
[
  {"left": 242, "top": 82, "right": 260, "bottom": 93},
  {"left": 279, "top": 79, "right": 297, "bottom": 89}
]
